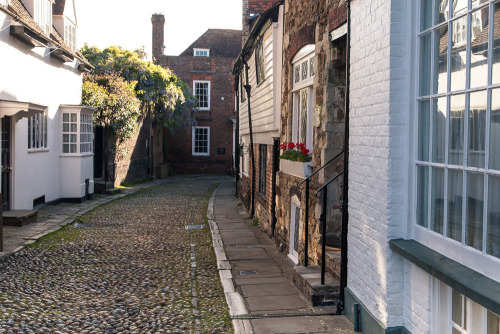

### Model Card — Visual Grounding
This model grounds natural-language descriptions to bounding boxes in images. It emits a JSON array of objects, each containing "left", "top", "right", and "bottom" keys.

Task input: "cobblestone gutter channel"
[{"left": 0, "top": 176, "right": 233, "bottom": 333}]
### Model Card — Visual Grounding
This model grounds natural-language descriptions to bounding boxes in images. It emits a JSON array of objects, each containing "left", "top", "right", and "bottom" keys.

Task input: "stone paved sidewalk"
[
  {"left": 1, "top": 179, "right": 167, "bottom": 259},
  {"left": 209, "top": 181, "right": 355, "bottom": 334}
]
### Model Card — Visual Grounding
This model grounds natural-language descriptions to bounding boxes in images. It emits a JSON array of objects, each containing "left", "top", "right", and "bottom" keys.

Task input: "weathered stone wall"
[{"left": 275, "top": 0, "right": 348, "bottom": 266}]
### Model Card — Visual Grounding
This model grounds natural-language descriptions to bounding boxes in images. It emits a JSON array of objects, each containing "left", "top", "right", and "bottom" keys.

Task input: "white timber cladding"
[
  {"left": 239, "top": 25, "right": 275, "bottom": 136},
  {"left": 348, "top": 0, "right": 409, "bottom": 329}
]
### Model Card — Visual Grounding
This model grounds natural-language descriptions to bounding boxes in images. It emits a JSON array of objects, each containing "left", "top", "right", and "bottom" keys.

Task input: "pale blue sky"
[{"left": 77, "top": 0, "right": 242, "bottom": 58}]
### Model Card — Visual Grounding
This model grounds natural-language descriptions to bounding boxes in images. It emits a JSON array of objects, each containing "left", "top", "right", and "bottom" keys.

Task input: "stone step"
[
  {"left": 293, "top": 265, "right": 340, "bottom": 307},
  {"left": 3, "top": 210, "right": 38, "bottom": 227}
]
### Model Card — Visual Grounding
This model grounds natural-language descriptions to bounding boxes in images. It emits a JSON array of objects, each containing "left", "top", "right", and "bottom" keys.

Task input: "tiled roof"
[
  {"left": 179, "top": 29, "right": 242, "bottom": 58},
  {"left": 2, "top": 0, "right": 91, "bottom": 67}
]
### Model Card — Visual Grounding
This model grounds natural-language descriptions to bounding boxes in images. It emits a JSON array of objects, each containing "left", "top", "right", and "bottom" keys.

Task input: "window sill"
[
  {"left": 192, "top": 153, "right": 210, "bottom": 157},
  {"left": 28, "top": 148, "right": 49, "bottom": 154},
  {"left": 60, "top": 153, "right": 94, "bottom": 157},
  {"left": 389, "top": 239, "right": 500, "bottom": 316}
]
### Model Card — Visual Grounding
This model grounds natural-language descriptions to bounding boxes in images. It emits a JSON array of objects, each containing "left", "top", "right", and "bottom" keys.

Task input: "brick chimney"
[
  {"left": 242, "top": 0, "right": 276, "bottom": 45},
  {"left": 151, "top": 14, "right": 165, "bottom": 63}
]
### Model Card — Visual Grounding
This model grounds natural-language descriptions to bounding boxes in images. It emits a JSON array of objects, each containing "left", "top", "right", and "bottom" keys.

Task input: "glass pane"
[
  {"left": 310, "top": 57, "right": 314, "bottom": 77},
  {"left": 487, "top": 310, "right": 500, "bottom": 334},
  {"left": 468, "top": 90, "right": 487, "bottom": 168},
  {"left": 419, "top": 100, "right": 431, "bottom": 161},
  {"left": 63, "top": 113, "right": 69, "bottom": 122},
  {"left": 431, "top": 167, "right": 445, "bottom": 234},
  {"left": 70, "top": 124, "right": 77, "bottom": 132},
  {"left": 300, "top": 89, "right": 308, "bottom": 145},
  {"left": 466, "top": 172, "right": 484, "bottom": 251},
  {"left": 451, "top": 17, "right": 467, "bottom": 91},
  {"left": 62, "top": 144, "right": 69, "bottom": 153},
  {"left": 420, "top": 33, "right": 432, "bottom": 96},
  {"left": 436, "top": 0, "right": 450, "bottom": 24},
  {"left": 470, "top": 7, "right": 489, "bottom": 88},
  {"left": 418, "top": 166, "right": 430, "bottom": 228},
  {"left": 433, "top": 26, "right": 449, "bottom": 94},
  {"left": 295, "top": 66, "right": 300, "bottom": 83},
  {"left": 62, "top": 134, "right": 69, "bottom": 143},
  {"left": 432, "top": 97, "right": 447, "bottom": 163},
  {"left": 487, "top": 175, "right": 500, "bottom": 258},
  {"left": 70, "top": 144, "right": 77, "bottom": 153},
  {"left": 491, "top": 88, "right": 500, "bottom": 170},
  {"left": 448, "top": 169, "right": 463, "bottom": 242},
  {"left": 452, "top": 289, "right": 463, "bottom": 326},
  {"left": 70, "top": 113, "right": 77, "bottom": 122},
  {"left": 452, "top": 328, "right": 461, "bottom": 334},
  {"left": 452, "top": 0, "right": 467, "bottom": 17},
  {"left": 470, "top": 299, "right": 484, "bottom": 333},
  {"left": 449, "top": 94, "right": 465, "bottom": 165},
  {"left": 493, "top": 3, "right": 500, "bottom": 84},
  {"left": 302, "top": 61, "right": 308, "bottom": 81},
  {"left": 70, "top": 134, "right": 77, "bottom": 143}
]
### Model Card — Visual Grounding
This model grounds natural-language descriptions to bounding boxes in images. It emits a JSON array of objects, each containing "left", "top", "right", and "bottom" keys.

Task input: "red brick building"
[{"left": 152, "top": 14, "right": 241, "bottom": 174}]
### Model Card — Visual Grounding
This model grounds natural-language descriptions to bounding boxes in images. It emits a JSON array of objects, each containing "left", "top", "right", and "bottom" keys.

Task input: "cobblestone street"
[{"left": 0, "top": 176, "right": 233, "bottom": 333}]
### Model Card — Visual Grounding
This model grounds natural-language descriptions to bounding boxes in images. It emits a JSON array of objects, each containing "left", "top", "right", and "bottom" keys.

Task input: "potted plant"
[{"left": 279, "top": 142, "right": 313, "bottom": 178}]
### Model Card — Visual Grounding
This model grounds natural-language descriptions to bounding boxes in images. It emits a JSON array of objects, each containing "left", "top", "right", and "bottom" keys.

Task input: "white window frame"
[
  {"left": 431, "top": 278, "right": 500, "bottom": 333},
  {"left": 34, "top": 0, "right": 52, "bottom": 36},
  {"left": 193, "top": 48, "right": 210, "bottom": 57},
  {"left": 192, "top": 126, "right": 210, "bottom": 156},
  {"left": 291, "top": 45, "right": 315, "bottom": 151},
  {"left": 414, "top": 0, "right": 500, "bottom": 279},
  {"left": 28, "top": 111, "right": 48, "bottom": 151},
  {"left": 62, "top": 111, "right": 93, "bottom": 155},
  {"left": 80, "top": 112, "right": 93, "bottom": 153},
  {"left": 193, "top": 80, "right": 211, "bottom": 111},
  {"left": 64, "top": 19, "right": 76, "bottom": 52}
]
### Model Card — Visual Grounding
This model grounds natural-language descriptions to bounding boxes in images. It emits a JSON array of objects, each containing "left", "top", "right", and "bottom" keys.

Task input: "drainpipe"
[
  {"left": 235, "top": 76, "right": 241, "bottom": 193},
  {"left": 337, "top": 0, "right": 351, "bottom": 315},
  {"left": 243, "top": 62, "right": 256, "bottom": 217},
  {"left": 270, "top": 137, "right": 279, "bottom": 237}
]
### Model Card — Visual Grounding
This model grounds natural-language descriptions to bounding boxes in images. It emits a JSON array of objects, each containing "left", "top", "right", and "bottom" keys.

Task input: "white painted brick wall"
[
  {"left": 348, "top": 0, "right": 410, "bottom": 329},
  {"left": 404, "top": 261, "right": 432, "bottom": 334}
]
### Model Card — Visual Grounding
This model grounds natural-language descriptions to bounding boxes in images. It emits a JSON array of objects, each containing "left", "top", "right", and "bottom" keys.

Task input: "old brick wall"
[
  {"left": 160, "top": 55, "right": 236, "bottom": 174},
  {"left": 275, "top": 0, "right": 347, "bottom": 267}
]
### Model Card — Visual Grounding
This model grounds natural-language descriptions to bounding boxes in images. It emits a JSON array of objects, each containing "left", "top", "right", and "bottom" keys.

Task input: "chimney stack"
[{"left": 151, "top": 14, "right": 165, "bottom": 63}]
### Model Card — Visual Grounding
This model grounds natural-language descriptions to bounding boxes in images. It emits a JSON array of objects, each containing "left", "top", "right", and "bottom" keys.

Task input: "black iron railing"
[
  {"left": 297, "top": 151, "right": 344, "bottom": 272},
  {"left": 316, "top": 169, "right": 344, "bottom": 285}
]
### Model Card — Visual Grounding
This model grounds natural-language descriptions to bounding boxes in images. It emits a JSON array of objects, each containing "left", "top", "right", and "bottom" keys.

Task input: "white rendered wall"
[
  {"left": 347, "top": 0, "right": 411, "bottom": 329},
  {"left": 0, "top": 10, "right": 85, "bottom": 209}
]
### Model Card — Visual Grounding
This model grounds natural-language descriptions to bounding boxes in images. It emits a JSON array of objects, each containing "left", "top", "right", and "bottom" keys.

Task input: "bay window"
[
  {"left": 62, "top": 111, "right": 93, "bottom": 155},
  {"left": 416, "top": 0, "right": 500, "bottom": 268},
  {"left": 34, "top": 0, "right": 52, "bottom": 36}
]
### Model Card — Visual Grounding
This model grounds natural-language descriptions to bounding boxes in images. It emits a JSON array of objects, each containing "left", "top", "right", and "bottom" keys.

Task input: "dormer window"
[
  {"left": 64, "top": 20, "right": 76, "bottom": 52},
  {"left": 193, "top": 48, "right": 209, "bottom": 57},
  {"left": 34, "top": 0, "right": 52, "bottom": 36}
]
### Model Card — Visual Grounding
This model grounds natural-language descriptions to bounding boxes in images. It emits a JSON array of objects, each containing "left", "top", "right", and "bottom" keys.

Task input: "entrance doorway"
[{"left": 1, "top": 116, "right": 11, "bottom": 211}]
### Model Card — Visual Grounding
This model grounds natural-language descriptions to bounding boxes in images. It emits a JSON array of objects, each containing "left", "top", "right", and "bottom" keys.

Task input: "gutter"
[
  {"left": 337, "top": 0, "right": 351, "bottom": 315},
  {"left": 243, "top": 62, "right": 256, "bottom": 217}
]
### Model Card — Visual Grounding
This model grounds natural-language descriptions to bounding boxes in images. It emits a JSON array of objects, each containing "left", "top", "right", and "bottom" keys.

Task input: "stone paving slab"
[
  {"left": 210, "top": 181, "right": 356, "bottom": 334},
  {"left": 240, "top": 283, "right": 298, "bottom": 297}
]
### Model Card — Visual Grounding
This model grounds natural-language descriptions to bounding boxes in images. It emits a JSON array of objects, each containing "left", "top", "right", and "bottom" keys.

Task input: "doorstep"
[
  {"left": 293, "top": 265, "right": 340, "bottom": 307},
  {"left": 3, "top": 210, "right": 38, "bottom": 227}
]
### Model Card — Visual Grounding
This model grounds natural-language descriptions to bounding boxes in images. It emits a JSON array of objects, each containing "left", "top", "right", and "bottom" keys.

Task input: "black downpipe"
[
  {"left": 243, "top": 62, "right": 256, "bottom": 217},
  {"left": 337, "top": 0, "right": 351, "bottom": 315},
  {"left": 270, "top": 138, "right": 279, "bottom": 237},
  {"left": 235, "top": 76, "right": 240, "bottom": 193}
]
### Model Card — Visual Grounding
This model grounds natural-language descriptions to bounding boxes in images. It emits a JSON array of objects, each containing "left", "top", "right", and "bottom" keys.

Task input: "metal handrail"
[
  {"left": 298, "top": 150, "right": 344, "bottom": 268},
  {"left": 297, "top": 151, "right": 344, "bottom": 189},
  {"left": 315, "top": 171, "right": 344, "bottom": 197}
]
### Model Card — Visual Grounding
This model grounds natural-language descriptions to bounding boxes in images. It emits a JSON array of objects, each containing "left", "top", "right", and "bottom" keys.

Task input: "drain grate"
[
  {"left": 185, "top": 224, "right": 204, "bottom": 230},
  {"left": 239, "top": 270, "right": 258, "bottom": 275}
]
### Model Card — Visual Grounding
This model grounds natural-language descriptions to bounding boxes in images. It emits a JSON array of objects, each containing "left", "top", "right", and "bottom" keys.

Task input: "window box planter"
[{"left": 280, "top": 159, "right": 313, "bottom": 179}]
